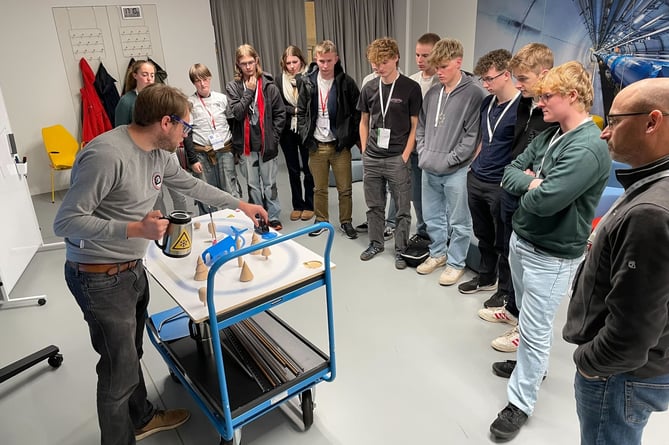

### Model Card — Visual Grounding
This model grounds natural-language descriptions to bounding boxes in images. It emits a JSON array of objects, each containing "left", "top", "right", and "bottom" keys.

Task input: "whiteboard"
[{"left": 0, "top": 86, "right": 43, "bottom": 296}]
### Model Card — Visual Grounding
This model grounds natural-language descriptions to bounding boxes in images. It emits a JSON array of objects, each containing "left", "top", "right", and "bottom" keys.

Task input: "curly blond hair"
[{"left": 534, "top": 61, "right": 593, "bottom": 112}]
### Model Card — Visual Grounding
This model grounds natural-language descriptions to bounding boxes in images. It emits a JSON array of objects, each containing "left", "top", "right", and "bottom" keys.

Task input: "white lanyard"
[
  {"left": 434, "top": 76, "right": 461, "bottom": 127},
  {"left": 537, "top": 118, "right": 591, "bottom": 177},
  {"left": 378, "top": 75, "right": 397, "bottom": 127},
  {"left": 486, "top": 91, "right": 520, "bottom": 143}
]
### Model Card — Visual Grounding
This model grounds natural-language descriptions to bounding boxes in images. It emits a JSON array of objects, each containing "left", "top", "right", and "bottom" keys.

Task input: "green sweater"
[{"left": 501, "top": 120, "right": 610, "bottom": 258}]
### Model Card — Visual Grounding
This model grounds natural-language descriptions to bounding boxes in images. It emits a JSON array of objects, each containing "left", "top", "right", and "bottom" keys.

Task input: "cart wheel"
[
  {"left": 300, "top": 389, "right": 314, "bottom": 430},
  {"left": 38, "top": 298, "right": 47, "bottom": 306},
  {"left": 48, "top": 354, "right": 63, "bottom": 368}
]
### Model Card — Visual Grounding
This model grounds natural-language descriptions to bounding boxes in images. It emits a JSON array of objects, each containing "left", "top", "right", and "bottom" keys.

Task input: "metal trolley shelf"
[{"left": 145, "top": 221, "right": 336, "bottom": 444}]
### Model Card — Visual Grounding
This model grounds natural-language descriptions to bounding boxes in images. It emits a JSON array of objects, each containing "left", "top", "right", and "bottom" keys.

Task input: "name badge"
[
  {"left": 316, "top": 115, "right": 329, "bottom": 131},
  {"left": 377, "top": 128, "right": 391, "bottom": 149},
  {"left": 208, "top": 132, "right": 226, "bottom": 150}
]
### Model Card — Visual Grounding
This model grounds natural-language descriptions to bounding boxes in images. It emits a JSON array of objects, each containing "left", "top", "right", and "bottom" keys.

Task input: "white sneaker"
[
  {"left": 478, "top": 306, "right": 518, "bottom": 326},
  {"left": 492, "top": 326, "right": 520, "bottom": 353},
  {"left": 439, "top": 266, "right": 465, "bottom": 286},
  {"left": 416, "top": 256, "right": 446, "bottom": 275}
]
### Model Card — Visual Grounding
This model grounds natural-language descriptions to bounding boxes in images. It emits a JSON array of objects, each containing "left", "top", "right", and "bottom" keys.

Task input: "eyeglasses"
[
  {"left": 479, "top": 71, "right": 506, "bottom": 83},
  {"left": 169, "top": 115, "right": 193, "bottom": 135},
  {"left": 238, "top": 61, "right": 256, "bottom": 67},
  {"left": 536, "top": 92, "right": 557, "bottom": 103},
  {"left": 606, "top": 111, "right": 669, "bottom": 128}
]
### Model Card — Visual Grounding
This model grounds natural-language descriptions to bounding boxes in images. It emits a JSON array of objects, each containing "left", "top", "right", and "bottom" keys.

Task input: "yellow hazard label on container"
[{"left": 171, "top": 231, "right": 192, "bottom": 251}]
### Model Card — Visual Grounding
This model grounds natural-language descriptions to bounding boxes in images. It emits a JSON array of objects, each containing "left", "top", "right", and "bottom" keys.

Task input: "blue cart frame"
[{"left": 146, "top": 222, "right": 337, "bottom": 444}]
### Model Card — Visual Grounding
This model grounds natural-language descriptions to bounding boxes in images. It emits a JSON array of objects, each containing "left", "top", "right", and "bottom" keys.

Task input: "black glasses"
[
  {"left": 606, "top": 111, "right": 669, "bottom": 128},
  {"left": 169, "top": 115, "right": 193, "bottom": 135},
  {"left": 479, "top": 71, "right": 506, "bottom": 84},
  {"left": 536, "top": 92, "right": 557, "bottom": 103}
]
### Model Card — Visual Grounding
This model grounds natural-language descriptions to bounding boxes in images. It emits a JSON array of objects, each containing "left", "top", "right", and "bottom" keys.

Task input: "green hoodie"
[{"left": 501, "top": 120, "right": 610, "bottom": 258}]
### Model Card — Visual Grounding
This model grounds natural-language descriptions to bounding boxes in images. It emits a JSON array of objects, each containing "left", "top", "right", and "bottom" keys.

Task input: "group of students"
[{"left": 53, "top": 30, "right": 669, "bottom": 445}]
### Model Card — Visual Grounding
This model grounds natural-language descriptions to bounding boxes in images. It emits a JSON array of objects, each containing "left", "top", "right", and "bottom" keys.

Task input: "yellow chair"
[
  {"left": 592, "top": 114, "right": 605, "bottom": 130},
  {"left": 41, "top": 125, "right": 80, "bottom": 203}
]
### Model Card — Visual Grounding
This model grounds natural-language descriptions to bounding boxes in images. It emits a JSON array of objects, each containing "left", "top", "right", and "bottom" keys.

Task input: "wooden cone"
[
  {"left": 198, "top": 287, "right": 207, "bottom": 306},
  {"left": 236, "top": 238, "right": 244, "bottom": 267},
  {"left": 196, "top": 256, "right": 204, "bottom": 266},
  {"left": 240, "top": 261, "right": 254, "bottom": 282},
  {"left": 194, "top": 263, "right": 208, "bottom": 281},
  {"left": 193, "top": 221, "right": 201, "bottom": 230},
  {"left": 208, "top": 222, "right": 216, "bottom": 239},
  {"left": 261, "top": 246, "right": 271, "bottom": 259},
  {"left": 250, "top": 233, "right": 261, "bottom": 255}
]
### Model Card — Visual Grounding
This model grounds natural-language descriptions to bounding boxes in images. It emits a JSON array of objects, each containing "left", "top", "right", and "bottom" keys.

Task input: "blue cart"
[{"left": 146, "top": 222, "right": 337, "bottom": 444}]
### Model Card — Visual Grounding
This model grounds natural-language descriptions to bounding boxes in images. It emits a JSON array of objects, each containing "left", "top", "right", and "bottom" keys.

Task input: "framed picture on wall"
[{"left": 121, "top": 6, "right": 142, "bottom": 20}]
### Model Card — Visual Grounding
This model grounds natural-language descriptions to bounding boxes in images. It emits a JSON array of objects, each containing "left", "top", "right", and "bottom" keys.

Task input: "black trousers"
[
  {"left": 499, "top": 188, "right": 519, "bottom": 315},
  {"left": 466, "top": 171, "right": 511, "bottom": 294}
]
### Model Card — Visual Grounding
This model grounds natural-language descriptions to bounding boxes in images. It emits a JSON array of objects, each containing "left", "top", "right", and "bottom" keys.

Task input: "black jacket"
[
  {"left": 511, "top": 96, "right": 559, "bottom": 159},
  {"left": 297, "top": 61, "right": 360, "bottom": 152},
  {"left": 226, "top": 73, "right": 286, "bottom": 162},
  {"left": 563, "top": 155, "right": 669, "bottom": 378},
  {"left": 93, "top": 62, "right": 120, "bottom": 125}
]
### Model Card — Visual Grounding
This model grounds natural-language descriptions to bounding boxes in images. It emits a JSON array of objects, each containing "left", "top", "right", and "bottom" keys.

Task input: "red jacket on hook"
[{"left": 79, "top": 58, "right": 112, "bottom": 146}]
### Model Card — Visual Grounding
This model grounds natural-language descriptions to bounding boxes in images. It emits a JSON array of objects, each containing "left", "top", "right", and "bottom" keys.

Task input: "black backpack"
[{"left": 401, "top": 235, "right": 430, "bottom": 268}]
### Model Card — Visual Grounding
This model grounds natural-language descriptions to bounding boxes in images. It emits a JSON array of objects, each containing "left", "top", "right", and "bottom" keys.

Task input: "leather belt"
[
  {"left": 317, "top": 141, "right": 337, "bottom": 147},
  {"left": 194, "top": 141, "right": 233, "bottom": 153},
  {"left": 67, "top": 260, "right": 140, "bottom": 275}
]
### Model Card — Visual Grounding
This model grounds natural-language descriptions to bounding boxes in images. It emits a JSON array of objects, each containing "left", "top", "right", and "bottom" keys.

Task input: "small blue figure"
[{"left": 201, "top": 226, "right": 247, "bottom": 266}]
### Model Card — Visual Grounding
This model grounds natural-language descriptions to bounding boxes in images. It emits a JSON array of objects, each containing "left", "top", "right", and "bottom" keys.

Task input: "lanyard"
[
  {"left": 600, "top": 171, "right": 669, "bottom": 226},
  {"left": 198, "top": 94, "right": 216, "bottom": 130},
  {"left": 319, "top": 84, "right": 331, "bottom": 116},
  {"left": 378, "top": 75, "right": 397, "bottom": 127},
  {"left": 537, "top": 118, "right": 591, "bottom": 177},
  {"left": 434, "top": 76, "right": 461, "bottom": 127},
  {"left": 486, "top": 91, "right": 520, "bottom": 143}
]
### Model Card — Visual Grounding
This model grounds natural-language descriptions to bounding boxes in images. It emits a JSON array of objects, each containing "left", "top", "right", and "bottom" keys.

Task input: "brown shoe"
[
  {"left": 135, "top": 409, "right": 191, "bottom": 441},
  {"left": 301, "top": 210, "right": 315, "bottom": 221},
  {"left": 289, "top": 210, "right": 302, "bottom": 221}
]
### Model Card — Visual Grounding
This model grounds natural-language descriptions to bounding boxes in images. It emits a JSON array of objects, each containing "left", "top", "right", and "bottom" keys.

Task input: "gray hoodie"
[{"left": 416, "top": 72, "right": 486, "bottom": 175}]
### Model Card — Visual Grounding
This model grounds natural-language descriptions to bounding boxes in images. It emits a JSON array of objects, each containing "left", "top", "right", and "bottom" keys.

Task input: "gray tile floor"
[{"left": 1, "top": 162, "right": 667, "bottom": 445}]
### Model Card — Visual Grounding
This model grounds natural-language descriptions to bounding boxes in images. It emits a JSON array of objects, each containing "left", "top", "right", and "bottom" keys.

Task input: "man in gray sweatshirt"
[
  {"left": 415, "top": 38, "right": 486, "bottom": 286},
  {"left": 54, "top": 83, "right": 267, "bottom": 445}
]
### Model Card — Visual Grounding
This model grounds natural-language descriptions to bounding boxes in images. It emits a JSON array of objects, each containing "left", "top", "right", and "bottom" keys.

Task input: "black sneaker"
[
  {"left": 395, "top": 254, "right": 407, "bottom": 270},
  {"left": 492, "top": 360, "right": 517, "bottom": 379},
  {"left": 492, "top": 360, "right": 545, "bottom": 380},
  {"left": 268, "top": 220, "right": 283, "bottom": 231},
  {"left": 340, "top": 223, "right": 358, "bottom": 239},
  {"left": 483, "top": 290, "right": 508, "bottom": 308},
  {"left": 490, "top": 403, "right": 528, "bottom": 441},
  {"left": 355, "top": 222, "right": 368, "bottom": 233},
  {"left": 360, "top": 244, "right": 384, "bottom": 261},
  {"left": 308, "top": 225, "right": 327, "bottom": 237},
  {"left": 408, "top": 233, "right": 431, "bottom": 245},
  {"left": 458, "top": 277, "right": 497, "bottom": 294},
  {"left": 383, "top": 226, "right": 395, "bottom": 241}
]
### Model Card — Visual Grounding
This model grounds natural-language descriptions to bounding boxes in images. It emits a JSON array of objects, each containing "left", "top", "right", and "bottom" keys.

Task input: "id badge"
[
  {"left": 208, "top": 132, "right": 226, "bottom": 150},
  {"left": 316, "top": 115, "right": 329, "bottom": 130},
  {"left": 377, "top": 128, "right": 391, "bottom": 149}
]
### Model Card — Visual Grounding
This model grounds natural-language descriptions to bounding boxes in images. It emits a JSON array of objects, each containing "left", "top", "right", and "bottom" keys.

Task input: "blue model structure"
[{"left": 202, "top": 226, "right": 248, "bottom": 266}]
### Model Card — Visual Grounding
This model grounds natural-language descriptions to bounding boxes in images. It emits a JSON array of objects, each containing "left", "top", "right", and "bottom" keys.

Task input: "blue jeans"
[
  {"left": 422, "top": 168, "right": 471, "bottom": 268},
  {"left": 65, "top": 260, "right": 154, "bottom": 445},
  {"left": 507, "top": 232, "right": 582, "bottom": 415},
  {"left": 194, "top": 150, "right": 240, "bottom": 214},
  {"left": 244, "top": 152, "right": 281, "bottom": 221},
  {"left": 575, "top": 371, "right": 669, "bottom": 445}
]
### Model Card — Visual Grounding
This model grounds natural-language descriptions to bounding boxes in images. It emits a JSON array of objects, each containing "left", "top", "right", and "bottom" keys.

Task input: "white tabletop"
[{"left": 144, "top": 209, "right": 329, "bottom": 323}]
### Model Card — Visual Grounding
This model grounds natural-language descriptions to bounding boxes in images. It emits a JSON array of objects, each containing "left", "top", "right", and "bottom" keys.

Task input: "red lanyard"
[
  {"left": 198, "top": 95, "right": 216, "bottom": 130},
  {"left": 319, "top": 86, "right": 330, "bottom": 116}
]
